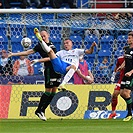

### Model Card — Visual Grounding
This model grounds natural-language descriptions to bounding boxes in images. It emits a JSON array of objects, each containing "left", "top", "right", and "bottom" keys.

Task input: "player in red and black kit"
[
  {"left": 108, "top": 55, "right": 125, "bottom": 119},
  {"left": 120, "top": 31, "right": 133, "bottom": 121},
  {"left": 8, "top": 30, "right": 61, "bottom": 121}
]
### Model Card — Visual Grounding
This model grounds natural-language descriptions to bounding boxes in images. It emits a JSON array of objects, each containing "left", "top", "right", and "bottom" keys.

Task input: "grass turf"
[{"left": 0, "top": 119, "right": 133, "bottom": 133}]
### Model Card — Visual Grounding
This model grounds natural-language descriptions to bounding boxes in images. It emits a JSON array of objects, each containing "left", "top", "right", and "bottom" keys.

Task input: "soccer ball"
[{"left": 21, "top": 37, "right": 32, "bottom": 48}]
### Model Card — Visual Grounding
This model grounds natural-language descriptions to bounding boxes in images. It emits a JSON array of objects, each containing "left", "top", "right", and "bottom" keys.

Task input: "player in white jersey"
[{"left": 34, "top": 28, "right": 96, "bottom": 89}]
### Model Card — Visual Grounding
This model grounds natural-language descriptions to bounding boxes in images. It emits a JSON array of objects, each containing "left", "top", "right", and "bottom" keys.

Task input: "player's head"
[
  {"left": 40, "top": 30, "right": 49, "bottom": 43},
  {"left": 63, "top": 38, "right": 73, "bottom": 51},
  {"left": 127, "top": 31, "right": 133, "bottom": 46}
]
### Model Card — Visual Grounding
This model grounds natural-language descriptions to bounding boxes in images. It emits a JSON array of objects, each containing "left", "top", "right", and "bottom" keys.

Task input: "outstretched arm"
[
  {"left": 85, "top": 42, "right": 97, "bottom": 54},
  {"left": 8, "top": 49, "right": 34, "bottom": 58},
  {"left": 31, "top": 57, "right": 50, "bottom": 66}
]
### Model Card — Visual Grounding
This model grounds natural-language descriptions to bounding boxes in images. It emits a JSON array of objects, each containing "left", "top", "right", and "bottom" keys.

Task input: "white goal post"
[{"left": 0, "top": 8, "right": 133, "bottom": 13}]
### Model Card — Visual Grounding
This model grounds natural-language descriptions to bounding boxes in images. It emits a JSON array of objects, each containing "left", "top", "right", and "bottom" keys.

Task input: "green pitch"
[{"left": 0, "top": 119, "right": 133, "bottom": 133}]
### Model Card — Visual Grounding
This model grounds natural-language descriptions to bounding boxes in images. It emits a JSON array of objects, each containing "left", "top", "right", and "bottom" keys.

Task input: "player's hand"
[
  {"left": 116, "top": 66, "right": 121, "bottom": 72},
  {"left": 8, "top": 51, "right": 13, "bottom": 58},
  {"left": 91, "top": 41, "right": 97, "bottom": 47},
  {"left": 31, "top": 59, "right": 39, "bottom": 66},
  {"left": 125, "top": 71, "right": 132, "bottom": 77}
]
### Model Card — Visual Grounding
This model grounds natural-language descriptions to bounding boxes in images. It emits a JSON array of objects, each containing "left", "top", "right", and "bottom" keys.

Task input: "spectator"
[
  {"left": 73, "top": 54, "right": 94, "bottom": 84},
  {"left": 13, "top": 55, "right": 34, "bottom": 76},
  {"left": 50, "top": 0, "right": 76, "bottom": 8},
  {"left": 21, "top": 0, "right": 42, "bottom": 8},
  {"left": 0, "top": 0, "right": 11, "bottom": 8},
  {"left": 0, "top": 50, "right": 13, "bottom": 76},
  {"left": 98, "top": 57, "right": 110, "bottom": 83}
]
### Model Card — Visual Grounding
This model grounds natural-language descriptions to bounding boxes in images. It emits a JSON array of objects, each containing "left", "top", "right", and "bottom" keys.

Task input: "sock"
[
  {"left": 42, "top": 92, "right": 56, "bottom": 112},
  {"left": 36, "top": 92, "right": 51, "bottom": 112},
  {"left": 112, "top": 97, "right": 118, "bottom": 112},
  {"left": 40, "top": 40, "right": 51, "bottom": 53},
  {"left": 62, "top": 68, "right": 75, "bottom": 84},
  {"left": 125, "top": 97, "right": 132, "bottom": 116}
]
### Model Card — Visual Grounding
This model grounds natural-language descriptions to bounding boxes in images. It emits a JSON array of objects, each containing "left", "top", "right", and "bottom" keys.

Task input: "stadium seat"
[
  {"left": 9, "top": 14, "right": 22, "bottom": 22},
  {"left": 98, "top": 50, "right": 111, "bottom": 63},
  {"left": 26, "top": 25, "right": 39, "bottom": 36},
  {"left": 50, "top": 35, "right": 61, "bottom": 51},
  {"left": 33, "top": 62, "right": 43, "bottom": 75},
  {"left": 116, "top": 35, "right": 128, "bottom": 48},
  {"left": 57, "top": 7, "right": 71, "bottom": 19},
  {"left": 49, "top": 26, "right": 62, "bottom": 51},
  {"left": 84, "top": 54, "right": 95, "bottom": 63},
  {"left": 10, "top": 24, "right": 24, "bottom": 36},
  {"left": 100, "top": 35, "right": 114, "bottom": 50},
  {"left": 0, "top": 23, "right": 7, "bottom": 35},
  {"left": 0, "top": 35, "right": 8, "bottom": 51},
  {"left": 69, "top": 35, "right": 82, "bottom": 49}
]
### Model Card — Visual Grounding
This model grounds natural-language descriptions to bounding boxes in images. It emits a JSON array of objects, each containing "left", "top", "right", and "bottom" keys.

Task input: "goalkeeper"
[{"left": 109, "top": 55, "right": 125, "bottom": 119}]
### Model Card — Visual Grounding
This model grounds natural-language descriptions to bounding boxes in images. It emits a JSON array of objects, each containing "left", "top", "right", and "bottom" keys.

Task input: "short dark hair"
[
  {"left": 128, "top": 31, "right": 133, "bottom": 37},
  {"left": 64, "top": 38, "right": 72, "bottom": 42}
]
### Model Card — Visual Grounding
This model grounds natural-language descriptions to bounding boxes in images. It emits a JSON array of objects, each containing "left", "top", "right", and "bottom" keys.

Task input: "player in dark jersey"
[
  {"left": 8, "top": 30, "right": 61, "bottom": 121},
  {"left": 119, "top": 31, "right": 133, "bottom": 121},
  {"left": 108, "top": 55, "right": 125, "bottom": 119}
]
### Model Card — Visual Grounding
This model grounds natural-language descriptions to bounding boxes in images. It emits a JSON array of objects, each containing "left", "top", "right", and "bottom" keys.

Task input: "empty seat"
[
  {"left": 116, "top": 35, "right": 128, "bottom": 48},
  {"left": 26, "top": 25, "right": 39, "bottom": 36},
  {"left": 69, "top": 35, "right": 82, "bottom": 49},
  {"left": 84, "top": 54, "right": 95, "bottom": 63},
  {"left": 10, "top": 24, "right": 24, "bottom": 36},
  {"left": 0, "top": 23, "right": 7, "bottom": 35},
  {"left": 33, "top": 62, "right": 43, "bottom": 75},
  {"left": 98, "top": 50, "right": 111, "bottom": 63},
  {"left": 100, "top": 35, "right": 114, "bottom": 50}
]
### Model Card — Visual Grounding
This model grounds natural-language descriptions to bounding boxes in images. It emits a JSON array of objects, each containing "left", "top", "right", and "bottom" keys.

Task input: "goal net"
[{"left": 0, "top": 9, "right": 133, "bottom": 119}]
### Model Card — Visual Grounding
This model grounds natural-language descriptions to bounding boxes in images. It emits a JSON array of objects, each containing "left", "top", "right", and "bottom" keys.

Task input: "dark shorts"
[
  {"left": 120, "top": 76, "right": 133, "bottom": 91},
  {"left": 44, "top": 68, "right": 61, "bottom": 88}
]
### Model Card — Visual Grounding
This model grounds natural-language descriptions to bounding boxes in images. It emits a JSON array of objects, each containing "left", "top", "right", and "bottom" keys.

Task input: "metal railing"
[{"left": 80, "top": 0, "right": 133, "bottom": 8}]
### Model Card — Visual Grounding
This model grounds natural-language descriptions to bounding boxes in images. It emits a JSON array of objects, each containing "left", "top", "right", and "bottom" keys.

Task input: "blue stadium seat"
[
  {"left": 100, "top": 35, "right": 114, "bottom": 50},
  {"left": 114, "top": 50, "right": 124, "bottom": 59},
  {"left": 10, "top": 24, "right": 24, "bottom": 36},
  {"left": 50, "top": 35, "right": 61, "bottom": 51},
  {"left": 0, "top": 23, "right": 7, "bottom": 35},
  {"left": 26, "top": 25, "right": 39, "bottom": 36},
  {"left": 9, "top": 14, "right": 22, "bottom": 21},
  {"left": 57, "top": 7, "right": 71, "bottom": 19},
  {"left": 116, "top": 35, "right": 128, "bottom": 49},
  {"left": 0, "top": 35, "right": 8, "bottom": 51},
  {"left": 69, "top": 35, "right": 82, "bottom": 49},
  {"left": 49, "top": 26, "right": 62, "bottom": 51},
  {"left": 84, "top": 54, "right": 95, "bottom": 63},
  {"left": 33, "top": 62, "right": 43, "bottom": 75},
  {"left": 98, "top": 50, "right": 111, "bottom": 63}
]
